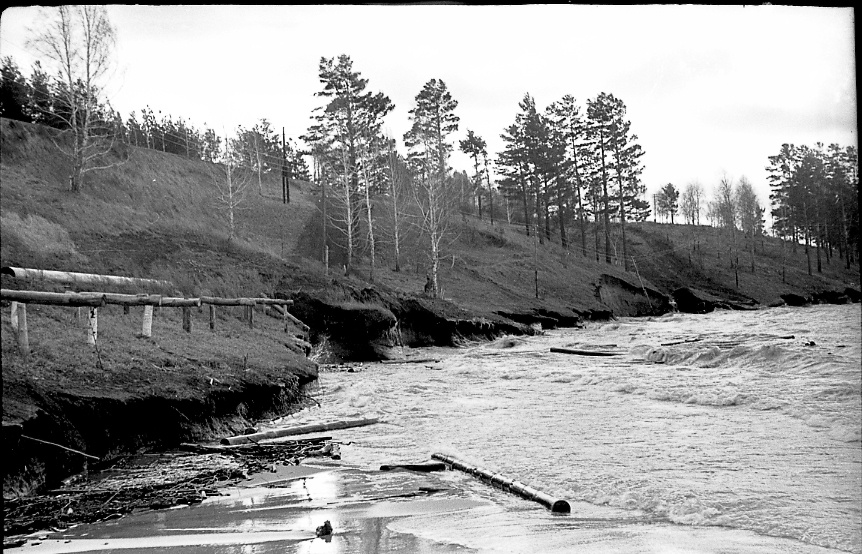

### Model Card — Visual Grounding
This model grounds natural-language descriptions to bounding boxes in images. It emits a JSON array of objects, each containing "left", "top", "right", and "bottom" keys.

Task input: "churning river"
[{"left": 31, "top": 304, "right": 862, "bottom": 553}]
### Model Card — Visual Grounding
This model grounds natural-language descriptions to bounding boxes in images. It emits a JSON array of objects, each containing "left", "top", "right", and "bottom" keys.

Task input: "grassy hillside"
[{"left": 2, "top": 117, "right": 859, "bottom": 317}]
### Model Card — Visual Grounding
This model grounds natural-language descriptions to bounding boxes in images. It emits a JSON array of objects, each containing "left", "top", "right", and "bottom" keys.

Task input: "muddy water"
[{"left": 26, "top": 304, "right": 861, "bottom": 553}]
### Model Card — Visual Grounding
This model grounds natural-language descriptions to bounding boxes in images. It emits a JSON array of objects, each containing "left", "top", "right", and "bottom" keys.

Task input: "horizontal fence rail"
[{"left": 2, "top": 287, "right": 307, "bottom": 358}]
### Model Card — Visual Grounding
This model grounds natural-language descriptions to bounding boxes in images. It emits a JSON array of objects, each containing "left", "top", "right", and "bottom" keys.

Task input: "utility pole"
[{"left": 282, "top": 127, "right": 290, "bottom": 204}]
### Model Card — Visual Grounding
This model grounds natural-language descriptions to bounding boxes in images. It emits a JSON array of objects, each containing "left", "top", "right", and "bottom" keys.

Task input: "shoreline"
[{"left": 12, "top": 441, "right": 851, "bottom": 554}]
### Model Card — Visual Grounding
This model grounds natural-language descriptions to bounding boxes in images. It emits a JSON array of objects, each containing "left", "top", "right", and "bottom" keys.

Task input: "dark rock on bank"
[
  {"left": 288, "top": 292, "right": 400, "bottom": 361},
  {"left": 672, "top": 287, "right": 714, "bottom": 314},
  {"left": 574, "top": 308, "right": 615, "bottom": 321},
  {"left": 595, "top": 274, "right": 671, "bottom": 317},
  {"left": 811, "top": 290, "right": 850, "bottom": 305},
  {"left": 781, "top": 293, "right": 810, "bottom": 307},
  {"left": 845, "top": 287, "right": 861, "bottom": 303},
  {"left": 284, "top": 285, "right": 537, "bottom": 361},
  {"left": 496, "top": 310, "right": 559, "bottom": 329}
]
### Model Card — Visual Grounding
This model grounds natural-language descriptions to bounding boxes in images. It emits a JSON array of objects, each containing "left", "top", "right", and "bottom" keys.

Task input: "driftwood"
[
  {"left": 21, "top": 434, "right": 100, "bottom": 460},
  {"left": 380, "top": 358, "right": 441, "bottom": 365},
  {"left": 380, "top": 461, "right": 447, "bottom": 472},
  {"left": 660, "top": 338, "right": 702, "bottom": 346},
  {"left": 179, "top": 436, "right": 331, "bottom": 454},
  {"left": 432, "top": 453, "right": 570, "bottom": 513},
  {"left": 221, "top": 417, "right": 380, "bottom": 446},
  {"left": 550, "top": 347, "right": 620, "bottom": 357}
]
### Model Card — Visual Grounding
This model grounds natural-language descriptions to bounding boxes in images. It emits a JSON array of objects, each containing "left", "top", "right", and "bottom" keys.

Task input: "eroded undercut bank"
[{"left": 3, "top": 371, "right": 316, "bottom": 498}]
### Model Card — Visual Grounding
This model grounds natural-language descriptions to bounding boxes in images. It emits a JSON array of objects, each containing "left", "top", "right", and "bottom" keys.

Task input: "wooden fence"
[{"left": 1, "top": 289, "right": 309, "bottom": 360}]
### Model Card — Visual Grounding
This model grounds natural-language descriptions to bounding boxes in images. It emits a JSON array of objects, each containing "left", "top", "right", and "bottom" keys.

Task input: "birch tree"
[
  {"left": 27, "top": 5, "right": 119, "bottom": 192},
  {"left": 404, "top": 78, "right": 459, "bottom": 299},
  {"left": 212, "top": 137, "right": 251, "bottom": 241}
]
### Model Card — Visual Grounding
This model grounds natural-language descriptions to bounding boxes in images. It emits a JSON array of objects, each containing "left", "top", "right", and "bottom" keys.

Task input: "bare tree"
[
  {"left": 212, "top": 137, "right": 251, "bottom": 241},
  {"left": 735, "top": 176, "right": 763, "bottom": 272},
  {"left": 28, "top": 6, "right": 119, "bottom": 192},
  {"left": 713, "top": 174, "right": 738, "bottom": 262},
  {"left": 680, "top": 181, "right": 704, "bottom": 225},
  {"left": 384, "top": 139, "right": 409, "bottom": 272},
  {"left": 404, "top": 79, "right": 459, "bottom": 298}
]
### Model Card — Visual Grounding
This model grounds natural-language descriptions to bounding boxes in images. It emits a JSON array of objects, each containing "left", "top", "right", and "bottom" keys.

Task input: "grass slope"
[{"left": 2, "top": 116, "right": 859, "bottom": 320}]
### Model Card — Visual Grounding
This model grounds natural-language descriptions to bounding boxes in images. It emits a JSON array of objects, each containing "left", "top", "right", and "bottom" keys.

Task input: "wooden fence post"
[
  {"left": 17, "top": 303, "right": 29, "bottom": 360},
  {"left": 10, "top": 301, "right": 18, "bottom": 333},
  {"left": 248, "top": 304, "right": 254, "bottom": 329},
  {"left": 123, "top": 305, "right": 130, "bottom": 315},
  {"left": 87, "top": 307, "right": 98, "bottom": 346},
  {"left": 209, "top": 305, "right": 216, "bottom": 331},
  {"left": 182, "top": 307, "right": 191, "bottom": 333},
  {"left": 283, "top": 307, "right": 288, "bottom": 332},
  {"left": 142, "top": 305, "right": 153, "bottom": 338}
]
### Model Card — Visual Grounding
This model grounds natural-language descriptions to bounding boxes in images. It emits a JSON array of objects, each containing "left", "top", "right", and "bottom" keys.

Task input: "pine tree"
[
  {"left": 658, "top": 183, "right": 679, "bottom": 223},
  {"left": 459, "top": 130, "right": 487, "bottom": 218},
  {"left": 0, "top": 57, "right": 30, "bottom": 122},
  {"left": 304, "top": 55, "right": 393, "bottom": 276}
]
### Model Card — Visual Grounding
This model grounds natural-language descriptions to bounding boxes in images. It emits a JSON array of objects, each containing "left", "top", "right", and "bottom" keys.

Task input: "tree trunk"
[
  {"left": 518, "top": 162, "right": 531, "bottom": 236},
  {"left": 599, "top": 129, "right": 611, "bottom": 264},
  {"left": 558, "top": 180, "right": 568, "bottom": 250}
]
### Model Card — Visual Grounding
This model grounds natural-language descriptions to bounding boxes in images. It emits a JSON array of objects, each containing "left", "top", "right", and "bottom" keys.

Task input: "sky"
[{"left": 0, "top": 5, "right": 856, "bottom": 215}]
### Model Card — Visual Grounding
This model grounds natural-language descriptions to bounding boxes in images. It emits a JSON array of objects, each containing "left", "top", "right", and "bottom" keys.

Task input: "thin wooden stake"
[
  {"left": 142, "top": 305, "right": 153, "bottom": 338},
  {"left": 17, "top": 303, "right": 29, "bottom": 359},
  {"left": 209, "top": 304, "right": 216, "bottom": 331},
  {"left": 182, "top": 306, "right": 191, "bottom": 333},
  {"left": 87, "top": 307, "right": 98, "bottom": 346},
  {"left": 248, "top": 304, "right": 254, "bottom": 329},
  {"left": 10, "top": 301, "right": 18, "bottom": 333}
]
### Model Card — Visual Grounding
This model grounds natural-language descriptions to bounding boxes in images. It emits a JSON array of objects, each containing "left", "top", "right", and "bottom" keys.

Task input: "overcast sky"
[{"left": 1, "top": 5, "right": 856, "bottom": 212}]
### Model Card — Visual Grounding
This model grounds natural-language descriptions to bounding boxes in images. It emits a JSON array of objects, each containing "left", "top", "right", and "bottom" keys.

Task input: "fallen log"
[
  {"left": 380, "top": 358, "right": 441, "bottom": 365},
  {"left": 550, "top": 347, "right": 620, "bottom": 357},
  {"left": 660, "top": 338, "right": 702, "bottom": 346},
  {"left": 1, "top": 266, "right": 173, "bottom": 289},
  {"left": 380, "top": 461, "right": 447, "bottom": 472},
  {"left": 179, "top": 437, "right": 331, "bottom": 453},
  {"left": 221, "top": 418, "right": 380, "bottom": 445},
  {"left": 431, "top": 453, "right": 570, "bottom": 513}
]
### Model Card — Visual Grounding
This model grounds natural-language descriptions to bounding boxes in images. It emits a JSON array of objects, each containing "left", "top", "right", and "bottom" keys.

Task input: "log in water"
[
  {"left": 549, "top": 347, "right": 620, "bottom": 356},
  {"left": 432, "top": 453, "right": 571, "bottom": 513},
  {"left": 221, "top": 417, "right": 380, "bottom": 445}
]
